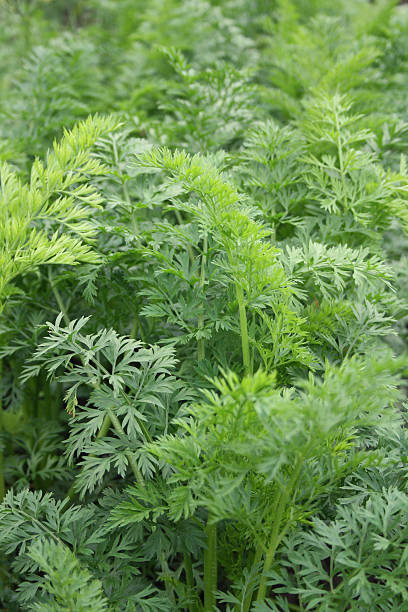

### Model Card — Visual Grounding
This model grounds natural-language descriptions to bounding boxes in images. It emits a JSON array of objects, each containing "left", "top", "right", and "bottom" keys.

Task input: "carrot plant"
[{"left": 1, "top": 1, "right": 408, "bottom": 610}]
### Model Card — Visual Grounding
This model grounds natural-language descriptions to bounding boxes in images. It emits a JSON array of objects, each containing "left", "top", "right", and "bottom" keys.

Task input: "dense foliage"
[{"left": 1, "top": 0, "right": 408, "bottom": 609}]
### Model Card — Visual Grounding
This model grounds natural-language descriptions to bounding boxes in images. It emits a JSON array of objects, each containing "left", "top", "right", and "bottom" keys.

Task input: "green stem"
[
  {"left": 204, "top": 519, "right": 217, "bottom": 611},
  {"left": 184, "top": 552, "right": 194, "bottom": 589},
  {"left": 256, "top": 537, "right": 279, "bottom": 603},
  {"left": 197, "top": 234, "right": 208, "bottom": 363},
  {"left": 130, "top": 314, "right": 147, "bottom": 343},
  {"left": 48, "top": 268, "right": 70, "bottom": 327},
  {"left": 123, "top": 181, "right": 131, "bottom": 206},
  {"left": 99, "top": 413, "right": 112, "bottom": 438},
  {"left": 160, "top": 552, "right": 175, "bottom": 604},
  {"left": 130, "top": 316, "right": 139, "bottom": 340},
  {"left": 235, "top": 283, "right": 251, "bottom": 375}
]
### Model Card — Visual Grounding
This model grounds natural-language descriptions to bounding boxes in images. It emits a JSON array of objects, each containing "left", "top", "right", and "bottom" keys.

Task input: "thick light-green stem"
[
  {"left": 204, "top": 519, "right": 217, "bottom": 611},
  {"left": 235, "top": 283, "right": 251, "bottom": 376}
]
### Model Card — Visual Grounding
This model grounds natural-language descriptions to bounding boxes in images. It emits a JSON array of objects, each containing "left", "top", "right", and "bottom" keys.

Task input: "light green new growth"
[
  {"left": 1, "top": 1, "right": 408, "bottom": 610},
  {"left": 0, "top": 114, "right": 117, "bottom": 312},
  {"left": 136, "top": 147, "right": 291, "bottom": 374}
]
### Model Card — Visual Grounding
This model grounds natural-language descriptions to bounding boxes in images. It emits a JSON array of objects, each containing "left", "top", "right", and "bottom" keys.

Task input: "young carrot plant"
[{"left": 1, "top": 1, "right": 408, "bottom": 610}]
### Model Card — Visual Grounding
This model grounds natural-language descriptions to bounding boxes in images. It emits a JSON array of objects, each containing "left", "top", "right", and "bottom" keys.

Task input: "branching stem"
[{"left": 204, "top": 518, "right": 217, "bottom": 611}]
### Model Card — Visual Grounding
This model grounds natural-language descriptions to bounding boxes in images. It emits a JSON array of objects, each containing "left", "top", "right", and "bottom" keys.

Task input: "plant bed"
[{"left": 1, "top": 1, "right": 408, "bottom": 610}]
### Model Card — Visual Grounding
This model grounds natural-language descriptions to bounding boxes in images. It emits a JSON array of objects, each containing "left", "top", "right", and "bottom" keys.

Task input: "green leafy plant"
[
  {"left": 0, "top": 114, "right": 117, "bottom": 502},
  {"left": 1, "top": 1, "right": 408, "bottom": 610}
]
